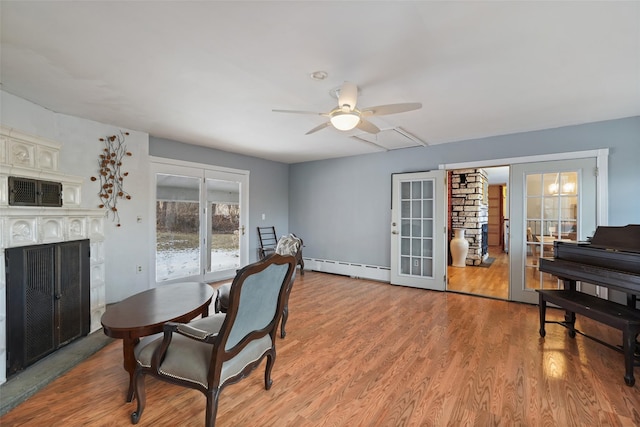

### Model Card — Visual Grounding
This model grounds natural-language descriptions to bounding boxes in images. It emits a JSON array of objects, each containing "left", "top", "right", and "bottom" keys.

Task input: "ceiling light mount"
[
  {"left": 329, "top": 84, "right": 360, "bottom": 100},
  {"left": 310, "top": 71, "right": 328, "bottom": 81}
]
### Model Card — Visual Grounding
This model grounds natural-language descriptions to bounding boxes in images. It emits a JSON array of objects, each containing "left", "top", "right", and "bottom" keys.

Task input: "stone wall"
[{"left": 450, "top": 168, "right": 489, "bottom": 265}]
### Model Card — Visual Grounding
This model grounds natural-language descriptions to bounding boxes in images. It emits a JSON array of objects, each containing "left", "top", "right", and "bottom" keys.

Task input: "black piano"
[{"left": 537, "top": 224, "right": 640, "bottom": 386}]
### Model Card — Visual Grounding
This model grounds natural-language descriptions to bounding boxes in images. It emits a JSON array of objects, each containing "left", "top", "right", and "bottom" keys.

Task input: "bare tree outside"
[
  {"left": 156, "top": 201, "right": 200, "bottom": 280},
  {"left": 156, "top": 201, "right": 239, "bottom": 281}
]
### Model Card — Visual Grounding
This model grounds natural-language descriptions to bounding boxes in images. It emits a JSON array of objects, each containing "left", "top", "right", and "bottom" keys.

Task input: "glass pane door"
[
  {"left": 525, "top": 171, "right": 579, "bottom": 290},
  {"left": 399, "top": 179, "right": 435, "bottom": 277},
  {"left": 206, "top": 178, "right": 240, "bottom": 274},
  {"left": 390, "top": 170, "right": 446, "bottom": 291},
  {"left": 151, "top": 161, "right": 249, "bottom": 286},
  {"left": 509, "top": 157, "right": 597, "bottom": 304},
  {"left": 155, "top": 173, "right": 201, "bottom": 282}
]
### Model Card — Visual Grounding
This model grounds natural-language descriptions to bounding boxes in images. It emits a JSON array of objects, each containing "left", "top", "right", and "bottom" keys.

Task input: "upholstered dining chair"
[
  {"left": 276, "top": 233, "right": 304, "bottom": 276},
  {"left": 257, "top": 227, "right": 305, "bottom": 274},
  {"left": 274, "top": 234, "right": 302, "bottom": 337},
  {"left": 216, "top": 234, "right": 302, "bottom": 338},
  {"left": 130, "top": 254, "right": 296, "bottom": 427}
]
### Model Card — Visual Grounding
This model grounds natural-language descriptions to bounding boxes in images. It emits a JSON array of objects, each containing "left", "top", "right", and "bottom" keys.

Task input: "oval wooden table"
[{"left": 101, "top": 282, "right": 215, "bottom": 402}]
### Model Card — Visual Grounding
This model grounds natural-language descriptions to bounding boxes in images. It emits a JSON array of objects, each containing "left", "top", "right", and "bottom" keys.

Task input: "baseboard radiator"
[{"left": 303, "top": 258, "right": 391, "bottom": 282}]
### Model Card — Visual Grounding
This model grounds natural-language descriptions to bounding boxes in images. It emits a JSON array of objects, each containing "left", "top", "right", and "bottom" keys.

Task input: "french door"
[
  {"left": 151, "top": 160, "right": 249, "bottom": 285},
  {"left": 390, "top": 170, "right": 446, "bottom": 290},
  {"left": 509, "top": 158, "right": 597, "bottom": 304}
]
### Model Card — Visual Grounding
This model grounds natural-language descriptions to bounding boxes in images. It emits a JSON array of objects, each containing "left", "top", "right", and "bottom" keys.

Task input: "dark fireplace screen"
[
  {"left": 482, "top": 223, "right": 489, "bottom": 256},
  {"left": 5, "top": 239, "right": 90, "bottom": 377}
]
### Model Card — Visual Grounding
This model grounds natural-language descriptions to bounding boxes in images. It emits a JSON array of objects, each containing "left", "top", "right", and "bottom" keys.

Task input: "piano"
[{"left": 537, "top": 224, "right": 640, "bottom": 386}]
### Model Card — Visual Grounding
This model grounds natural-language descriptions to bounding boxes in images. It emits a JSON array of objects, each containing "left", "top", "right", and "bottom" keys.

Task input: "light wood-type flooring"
[
  {"left": 2, "top": 271, "right": 639, "bottom": 426},
  {"left": 448, "top": 246, "right": 509, "bottom": 299}
]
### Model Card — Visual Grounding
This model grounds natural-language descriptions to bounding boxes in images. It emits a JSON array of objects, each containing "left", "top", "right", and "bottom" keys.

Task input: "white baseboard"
[{"left": 303, "top": 258, "right": 390, "bottom": 282}]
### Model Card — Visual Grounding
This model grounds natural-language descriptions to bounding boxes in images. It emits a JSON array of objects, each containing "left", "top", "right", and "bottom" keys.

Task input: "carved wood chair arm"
[
  {"left": 173, "top": 322, "right": 219, "bottom": 343},
  {"left": 149, "top": 321, "right": 221, "bottom": 368}
]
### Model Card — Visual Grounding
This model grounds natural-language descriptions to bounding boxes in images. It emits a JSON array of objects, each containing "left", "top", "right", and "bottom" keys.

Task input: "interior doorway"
[
  {"left": 443, "top": 149, "right": 607, "bottom": 303},
  {"left": 447, "top": 166, "right": 510, "bottom": 299}
]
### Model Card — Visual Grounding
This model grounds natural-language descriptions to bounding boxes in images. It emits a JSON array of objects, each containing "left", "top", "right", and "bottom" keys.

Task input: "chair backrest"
[
  {"left": 215, "top": 254, "right": 295, "bottom": 356},
  {"left": 257, "top": 226, "right": 278, "bottom": 252}
]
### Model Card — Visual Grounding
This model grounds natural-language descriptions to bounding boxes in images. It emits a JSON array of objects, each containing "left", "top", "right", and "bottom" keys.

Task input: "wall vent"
[
  {"left": 8, "top": 176, "right": 62, "bottom": 207},
  {"left": 350, "top": 126, "right": 428, "bottom": 151}
]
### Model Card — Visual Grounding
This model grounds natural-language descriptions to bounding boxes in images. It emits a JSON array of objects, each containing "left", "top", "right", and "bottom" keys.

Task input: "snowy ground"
[{"left": 156, "top": 249, "right": 239, "bottom": 281}]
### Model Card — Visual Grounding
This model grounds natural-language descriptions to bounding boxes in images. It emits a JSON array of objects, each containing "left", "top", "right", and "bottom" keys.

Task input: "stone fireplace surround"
[
  {"left": 450, "top": 168, "right": 489, "bottom": 266},
  {"left": 0, "top": 126, "right": 106, "bottom": 385}
]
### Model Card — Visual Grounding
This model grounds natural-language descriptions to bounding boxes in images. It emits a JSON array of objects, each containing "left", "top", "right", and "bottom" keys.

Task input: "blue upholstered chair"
[
  {"left": 217, "top": 234, "right": 302, "bottom": 338},
  {"left": 215, "top": 234, "right": 304, "bottom": 338},
  {"left": 130, "top": 254, "right": 296, "bottom": 427}
]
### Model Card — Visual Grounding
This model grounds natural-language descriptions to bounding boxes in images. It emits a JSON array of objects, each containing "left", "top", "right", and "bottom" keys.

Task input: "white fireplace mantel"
[{"left": 0, "top": 126, "right": 106, "bottom": 385}]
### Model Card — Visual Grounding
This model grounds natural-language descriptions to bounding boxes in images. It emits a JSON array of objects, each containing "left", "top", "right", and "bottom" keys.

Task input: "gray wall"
[
  {"left": 149, "top": 137, "right": 290, "bottom": 262},
  {"left": 289, "top": 116, "right": 640, "bottom": 267},
  {"left": 6, "top": 84, "right": 636, "bottom": 301},
  {"left": 1, "top": 90, "right": 152, "bottom": 304}
]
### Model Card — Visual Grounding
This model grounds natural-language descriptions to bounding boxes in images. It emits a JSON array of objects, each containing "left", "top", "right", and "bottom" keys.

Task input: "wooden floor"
[
  {"left": 447, "top": 245, "right": 566, "bottom": 299},
  {"left": 2, "top": 271, "right": 639, "bottom": 426},
  {"left": 448, "top": 246, "right": 509, "bottom": 299}
]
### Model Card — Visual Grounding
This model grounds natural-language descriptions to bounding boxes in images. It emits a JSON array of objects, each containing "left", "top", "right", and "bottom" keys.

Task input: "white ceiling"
[{"left": 1, "top": 1, "right": 638, "bottom": 164}]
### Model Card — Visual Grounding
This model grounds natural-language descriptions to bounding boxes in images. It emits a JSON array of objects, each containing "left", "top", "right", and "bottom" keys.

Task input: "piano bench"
[{"left": 537, "top": 289, "right": 640, "bottom": 387}]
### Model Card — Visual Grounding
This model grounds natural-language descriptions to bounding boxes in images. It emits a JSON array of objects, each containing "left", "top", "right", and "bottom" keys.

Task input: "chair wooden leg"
[
  {"left": 264, "top": 351, "right": 274, "bottom": 390},
  {"left": 297, "top": 253, "right": 304, "bottom": 275},
  {"left": 280, "top": 304, "right": 288, "bottom": 339},
  {"left": 130, "top": 371, "right": 146, "bottom": 424},
  {"left": 205, "top": 390, "right": 221, "bottom": 427}
]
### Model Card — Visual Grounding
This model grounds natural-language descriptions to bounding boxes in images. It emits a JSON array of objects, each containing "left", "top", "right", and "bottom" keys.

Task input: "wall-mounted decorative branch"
[{"left": 90, "top": 131, "right": 132, "bottom": 227}]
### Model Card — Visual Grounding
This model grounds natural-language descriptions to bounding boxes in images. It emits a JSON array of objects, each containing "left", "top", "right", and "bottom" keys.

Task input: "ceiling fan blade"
[
  {"left": 305, "top": 122, "right": 332, "bottom": 135},
  {"left": 273, "top": 109, "right": 326, "bottom": 116},
  {"left": 356, "top": 118, "right": 380, "bottom": 134},
  {"left": 338, "top": 81, "right": 358, "bottom": 111},
  {"left": 361, "top": 102, "right": 422, "bottom": 116}
]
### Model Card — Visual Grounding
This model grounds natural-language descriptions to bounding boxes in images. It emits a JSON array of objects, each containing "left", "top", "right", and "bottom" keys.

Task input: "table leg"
[
  {"left": 121, "top": 337, "right": 138, "bottom": 402},
  {"left": 564, "top": 310, "right": 577, "bottom": 338},
  {"left": 538, "top": 293, "right": 546, "bottom": 337},
  {"left": 623, "top": 326, "right": 637, "bottom": 387}
]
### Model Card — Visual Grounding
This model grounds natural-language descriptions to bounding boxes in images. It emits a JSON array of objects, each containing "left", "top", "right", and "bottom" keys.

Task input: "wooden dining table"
[{"left": 101, "top": 282, "right": 215, "bottom": 402}]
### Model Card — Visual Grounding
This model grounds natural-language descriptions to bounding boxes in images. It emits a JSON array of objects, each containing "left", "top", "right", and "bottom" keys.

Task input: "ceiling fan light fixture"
[
  {"left": 273, "top": 80, "right": 422, "bottom": 135},
  {"left": 330, "top": 111, "right": 360, "bottom": 131}
]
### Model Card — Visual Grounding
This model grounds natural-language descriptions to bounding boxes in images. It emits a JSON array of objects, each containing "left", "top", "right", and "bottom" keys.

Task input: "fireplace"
[
  {"left": 450, "top": 168, "right": 489, "bottom": 265},
  {"left": 1, "top": 126, "right": 106, "bottom": 385},
  {"left": 482, "top": 223, "right": 489, "bottom": 257},
  {"left": 5, "top": 240, "right": 90, "bottom": 377}
]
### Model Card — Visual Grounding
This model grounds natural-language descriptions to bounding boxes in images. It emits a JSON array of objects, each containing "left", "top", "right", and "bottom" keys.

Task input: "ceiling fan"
[{"left": 273, "top": 81, "right": 422, "bottom": 135}]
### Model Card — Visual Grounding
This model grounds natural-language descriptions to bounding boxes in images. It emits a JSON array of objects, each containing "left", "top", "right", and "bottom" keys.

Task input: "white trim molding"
[
  {"left": 304, "top": 258, "right": 391, "bottom": 282},
  {"left": 440, "top": 149, "right": 609, "bottom": 226}
]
